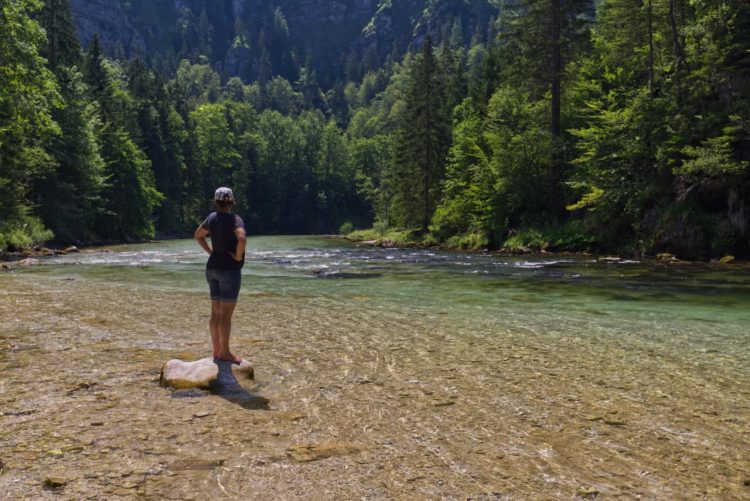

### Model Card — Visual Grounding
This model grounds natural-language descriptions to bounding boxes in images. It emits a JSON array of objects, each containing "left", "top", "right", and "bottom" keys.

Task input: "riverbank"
[{"left": 340, "top": 229, "right": 743, "bottom": 265}]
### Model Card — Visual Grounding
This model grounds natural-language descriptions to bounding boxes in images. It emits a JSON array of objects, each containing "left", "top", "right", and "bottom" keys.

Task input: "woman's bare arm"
[
  {"left": 194, "top": 225, "right": 211, "bottom": 255},
  {"left": 231, "top": 227, "right": 246, "bottom": 262}
]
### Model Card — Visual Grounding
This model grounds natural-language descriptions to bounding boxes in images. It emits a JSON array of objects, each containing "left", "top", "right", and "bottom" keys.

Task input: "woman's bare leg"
[
  {"left": 210, "top": 300, "right": 221, "bottom": 357},
  {"left": 215, "top": 300, "right": 240, "bottom": 362}
]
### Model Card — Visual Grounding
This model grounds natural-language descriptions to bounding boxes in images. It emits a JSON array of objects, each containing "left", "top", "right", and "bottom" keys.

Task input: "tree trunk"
[
  {"left": 550, "top": 0, "right": 562, "bottom": 217},
  {"left": 669, "top": 0, "right": 684, "bottom": 73},
  {"left": 551, "top": 0, "right": 561, "bottom": 140},
  {"left": 647, "top": 0, "right": 655, "bottom": 98}
]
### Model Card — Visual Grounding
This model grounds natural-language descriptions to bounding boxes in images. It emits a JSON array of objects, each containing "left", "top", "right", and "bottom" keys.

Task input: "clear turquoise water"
[{"left": 20, "top": 236, "right": 750, "bottom": 362}]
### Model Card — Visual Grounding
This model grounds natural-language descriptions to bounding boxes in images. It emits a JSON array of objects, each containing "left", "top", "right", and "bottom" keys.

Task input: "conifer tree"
[
  {"left": 40, "top": 0, "right": 81, "bottom": 69},
  {"left": 392, "top": 34, "right": 450, "bottom": 231}
]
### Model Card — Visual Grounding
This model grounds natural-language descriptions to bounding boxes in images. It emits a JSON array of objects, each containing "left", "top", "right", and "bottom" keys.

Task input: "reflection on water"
[{"left": 1, "top": 236, "right": 749, "bottom": 498}]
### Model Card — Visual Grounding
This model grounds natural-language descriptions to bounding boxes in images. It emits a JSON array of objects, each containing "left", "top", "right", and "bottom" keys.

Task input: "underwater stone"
[
  {"left": 43, "top": 476, "right": 69, "bottom": 490},
  {"left": 286, "top": 442, "right": 364, "bottom": 462},
  {"left": 16, "top": 258, "right": 40, "bottom": 266}
]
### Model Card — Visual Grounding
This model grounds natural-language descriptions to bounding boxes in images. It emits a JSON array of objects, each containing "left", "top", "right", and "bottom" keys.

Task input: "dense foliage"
[{"left": 1, "top": 0, "right": 748, "bottom": 259}]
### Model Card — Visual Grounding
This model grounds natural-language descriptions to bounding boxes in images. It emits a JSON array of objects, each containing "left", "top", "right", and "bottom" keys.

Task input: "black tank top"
[{"left": 201, "top": 212, "right": 245, "bottom": 270}]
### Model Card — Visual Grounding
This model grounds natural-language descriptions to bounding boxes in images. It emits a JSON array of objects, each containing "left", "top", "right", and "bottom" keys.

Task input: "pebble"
[
  {"left": 432, "top": 400, "right": 455, "bottom": 407},
  {"left": 576, "top": 486, "right": 600, "bottom": 497},
  {"left": 43, "top": 477, "right": 69, "bottom": 489},
  {"left": 603, "top": 419, "right": 627, "bottom": 427},
  {"left": 172, "top": 389, "right": 210, "bottom": 398},
  {"left": 193, "top": 411, "right": 211, "bottom": 418},
  {"left": 286, "top": 442, "right": 363, "bottom": 462}
]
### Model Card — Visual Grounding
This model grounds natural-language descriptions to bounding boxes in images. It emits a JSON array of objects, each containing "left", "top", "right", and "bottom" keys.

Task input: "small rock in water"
[
  {"left": 193, "top": 411, "right": 211, "bottom": 418},
  {"left": 17, "top": 258, "right": 40, "bottom": 266},
  {"left": 172, "top": 388, "right": 211, "bottom": 398},
  {"left": 576, "top": 486, "right": 600, "bottom": 498},
  {"left": 43, "top": 476, "right": 69, "bottom": 490},
  {"left": 170, "top": 458, "right": 225, "bottom": 471},
  {"left": 719, "top": 255, "right": 735, "bottom": 264},
  {"left": 64, "top": 246, "right": 79, "bottom": 253},
  {"left": 656, "top": 253, "right": 676, "bottom": 262},
  {"left": 286, "top": 442, "right": 364, "bottom": 462},
  {"left": 603, "top": 419, "right": 626, "bottom": 427},
  {"left": 743, "top": 479, "right": 750, "bottom": 487}
]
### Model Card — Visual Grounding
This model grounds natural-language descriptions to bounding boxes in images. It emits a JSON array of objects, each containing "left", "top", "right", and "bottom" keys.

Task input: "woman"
[{"left": 194, "top": 187, "right": 246, "bottom": 364}]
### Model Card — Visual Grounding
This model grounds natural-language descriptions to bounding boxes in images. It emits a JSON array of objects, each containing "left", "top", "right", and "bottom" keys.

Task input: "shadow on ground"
[{"left": 210, "top": 359, "right": 270, "bottom": 410}]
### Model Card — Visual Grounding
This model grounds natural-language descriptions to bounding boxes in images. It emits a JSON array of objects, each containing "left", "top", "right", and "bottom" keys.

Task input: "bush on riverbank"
[
  {"left": 347, "top": 227, "right": 437, "bottom": 247},
  {"left": 348, "top": 220, "right": 597, "bottom": 253},
  {"left": 0, "top": 217, "right": 54, "bottom": 254}
]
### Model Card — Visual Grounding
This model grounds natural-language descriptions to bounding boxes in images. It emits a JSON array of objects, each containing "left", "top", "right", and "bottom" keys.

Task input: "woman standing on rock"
[{"left": 194, "top": 187, "right": 246, "bottom": 364}]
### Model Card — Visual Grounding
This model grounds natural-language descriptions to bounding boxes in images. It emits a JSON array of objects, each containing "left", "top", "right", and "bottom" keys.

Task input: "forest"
[{"left": 1, "top": 0, "right": 748, "bottom": 259}]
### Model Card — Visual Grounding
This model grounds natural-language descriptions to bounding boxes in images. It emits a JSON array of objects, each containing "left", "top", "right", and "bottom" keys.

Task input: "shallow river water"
[{"left": 1, "top": 237, "right": 749, "bottom": 499}]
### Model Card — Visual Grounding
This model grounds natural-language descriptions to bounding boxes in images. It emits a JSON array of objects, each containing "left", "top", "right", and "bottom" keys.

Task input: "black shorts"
[{"left": 206, "top": 268, "right": 242, "bottom": 302}]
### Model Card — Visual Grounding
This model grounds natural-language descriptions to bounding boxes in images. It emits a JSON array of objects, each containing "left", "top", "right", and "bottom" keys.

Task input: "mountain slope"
[{"left": 70, "top": 0, "right": 500, "bottom": 85}]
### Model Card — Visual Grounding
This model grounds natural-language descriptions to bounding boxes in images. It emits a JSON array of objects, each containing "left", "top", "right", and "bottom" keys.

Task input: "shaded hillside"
[{"left": 70, "top": 0, "right": 500, "bottom": 85}]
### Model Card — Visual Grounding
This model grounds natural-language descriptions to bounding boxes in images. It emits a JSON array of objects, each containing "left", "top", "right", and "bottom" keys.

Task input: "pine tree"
[
  {"left": 39, "top": 0, "right": 81, "bottom": 69},
  {"left": 499, "top": 0, "right": 592, "bottom": 215},
  {"left": 392, "top": 34, "right": 450, "bottom": 231},
  {"left": 84, "top": 33, "right": 107, "bottom": 97},
  {"left": 34, "top": 66, "right": 105, "bottom": 243}
]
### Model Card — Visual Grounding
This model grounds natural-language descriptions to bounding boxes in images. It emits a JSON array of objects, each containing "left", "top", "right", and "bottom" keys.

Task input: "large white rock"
[
  {"left": 160, "top": 357, "right": 254, "bottom": 390},
  {"left": 160, "top": 357, "right": 218, "bottom": 389}
]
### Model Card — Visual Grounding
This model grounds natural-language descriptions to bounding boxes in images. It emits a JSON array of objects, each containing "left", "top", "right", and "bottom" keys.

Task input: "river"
[{"left": 1, "top": 236, "right": 749, "bottom": 498}]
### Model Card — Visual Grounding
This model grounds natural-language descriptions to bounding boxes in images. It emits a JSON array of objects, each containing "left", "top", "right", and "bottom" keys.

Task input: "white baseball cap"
[{"left": 214, "top": 187, "right": 234, "bottom": 202}]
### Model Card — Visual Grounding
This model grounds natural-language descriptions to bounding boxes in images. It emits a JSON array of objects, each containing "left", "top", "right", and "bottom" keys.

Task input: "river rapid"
[{"left": 1, "top": 236, "right": 749, "bottom": 499}]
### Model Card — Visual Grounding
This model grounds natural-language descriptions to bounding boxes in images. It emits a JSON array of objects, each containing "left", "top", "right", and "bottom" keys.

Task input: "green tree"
[
  {"left": 499, "top": 0, "right": 591, "bottom": 214},
  {"left": 190, "top": 103, "right": 241, "bottom": 217},
  {"left": 96, "top": 125, "right": 163, "bottom": 240},
  {"left": 391, "top": 35, "right": 450, "bottom": 231},
  {"left": 39, "top": 0, "right": 81, "bottom": 69},
  {"left": 432, "top": 99, "right": 494, "bottom": 247},
  {"left": 0, "top": 0, "right": 60, "bottom": 250},
  {"left": 34, "top": 67, "right": 105, "bottom": 243}
]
